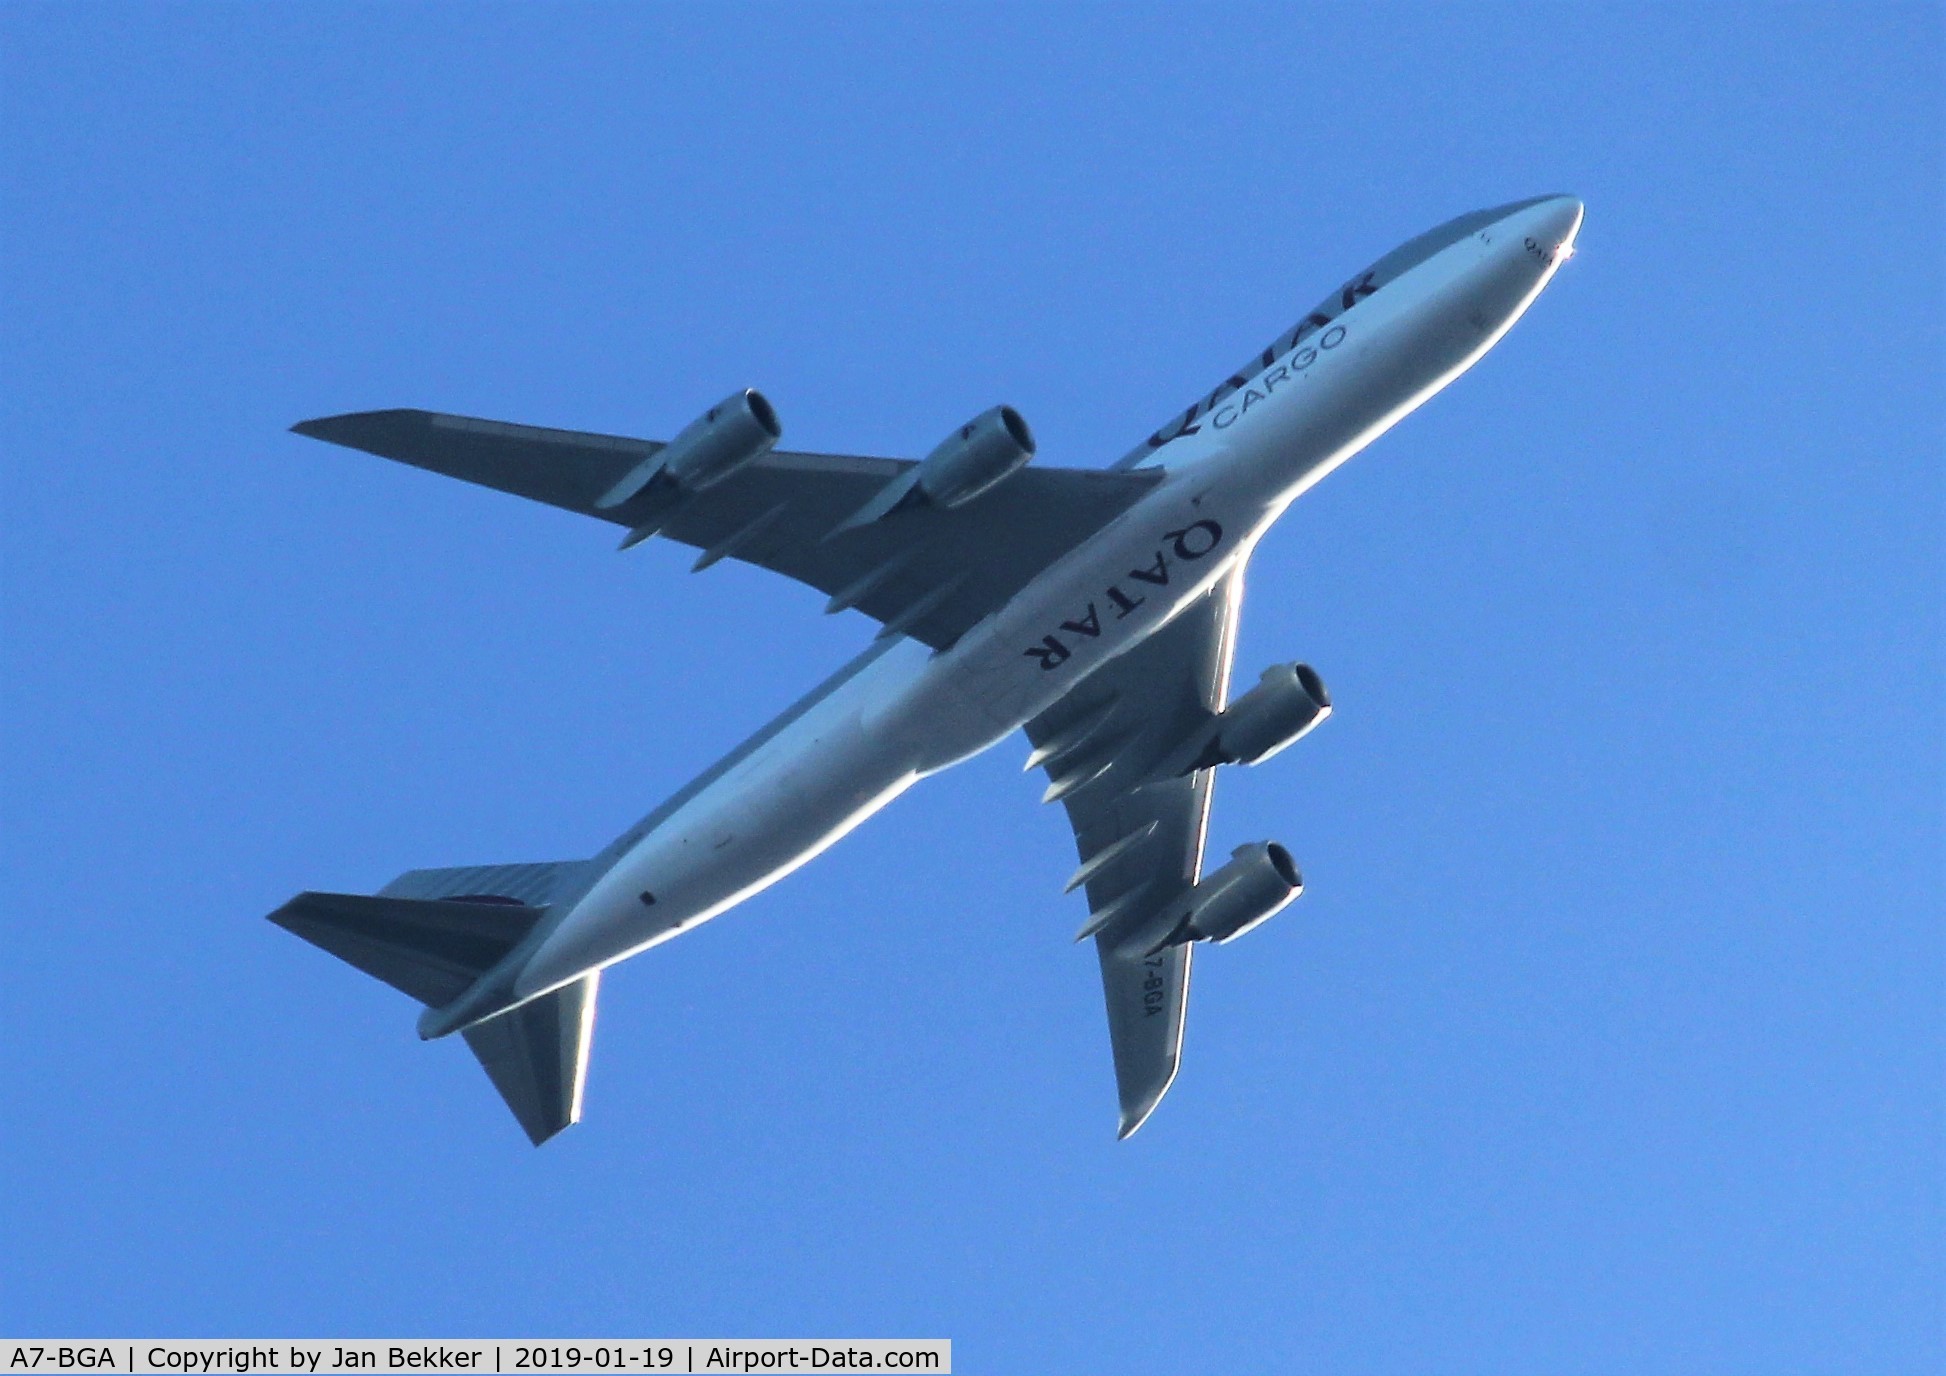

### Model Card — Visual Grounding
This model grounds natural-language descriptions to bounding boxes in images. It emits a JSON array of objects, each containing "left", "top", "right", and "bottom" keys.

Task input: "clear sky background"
[{"left": 2, "top": 4, "right": 1940, "bottom": 1370}]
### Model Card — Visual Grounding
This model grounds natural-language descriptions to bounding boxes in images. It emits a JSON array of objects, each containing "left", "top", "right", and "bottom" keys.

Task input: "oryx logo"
[{"left": 1025, "top": 520, "right": 1224, "bottom": 671}]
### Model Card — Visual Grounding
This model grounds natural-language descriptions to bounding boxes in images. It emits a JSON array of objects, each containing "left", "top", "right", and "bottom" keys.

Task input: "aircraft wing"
[
  {"left": 291, "top": 409, "right": 1163, "bottom": 651},
  {"left": 1024, "top": 566, "right": 1245, "bottom": 1137}
]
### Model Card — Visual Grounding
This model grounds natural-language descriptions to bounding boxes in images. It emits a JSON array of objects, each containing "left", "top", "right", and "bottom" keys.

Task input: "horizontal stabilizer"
[
  {"left": 463, "top": 974, "right": 599, "bottom": 1145},
  {"left": 268, "top": 892, "right": 544, "bottom": 1008},
  {"left": 378, "top": 859, "right": 578, "bottom": 907}
]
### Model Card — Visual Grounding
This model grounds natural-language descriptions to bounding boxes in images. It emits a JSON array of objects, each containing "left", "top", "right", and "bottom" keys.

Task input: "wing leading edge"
[
  {"left": 1025, "top": 567, "right": 1245, "bottom": 1137},
  {"left": 292, "top": 408, "right": 1163, "bottom": 651}
]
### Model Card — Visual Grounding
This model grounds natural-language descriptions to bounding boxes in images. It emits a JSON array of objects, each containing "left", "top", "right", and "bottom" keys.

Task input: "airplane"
[{"left": 269, "top": 194, "right": 1584, "bottom": 1145}]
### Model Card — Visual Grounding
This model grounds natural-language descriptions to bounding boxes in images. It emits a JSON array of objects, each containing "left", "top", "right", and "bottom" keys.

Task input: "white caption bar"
[{"left": 0, "top": 1344, "right": 949, "bottom": 1375}]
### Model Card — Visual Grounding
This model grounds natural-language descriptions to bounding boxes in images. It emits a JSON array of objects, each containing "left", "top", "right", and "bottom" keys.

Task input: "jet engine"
[
  {"left": 1181, "top": 841, "right": 1303, "bottom": 944},
  {"left": 598, "top": 388, "right": 781, "bottom": 510},
  {"left": 915, "top": 405, "right": 1036, "bottom": 508},
  {"left": 1111, "top": 841, "right": 1303, "bottom": 957},
  {"left": 1194, "top": 663, "right": 1332, "bottom": 769},
  {"left": 831, "top": 405, "right": 1034, "bottom": 536}
]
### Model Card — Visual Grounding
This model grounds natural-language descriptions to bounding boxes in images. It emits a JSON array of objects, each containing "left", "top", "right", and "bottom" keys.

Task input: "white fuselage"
[{"left": 498, "top": 196, "right": 1584, "bottom": 1011}]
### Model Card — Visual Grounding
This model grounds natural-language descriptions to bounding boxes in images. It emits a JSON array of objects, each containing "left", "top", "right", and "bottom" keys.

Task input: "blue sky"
[{"left": 2, "top": 4, "right": 1940, "bottom": 1369}]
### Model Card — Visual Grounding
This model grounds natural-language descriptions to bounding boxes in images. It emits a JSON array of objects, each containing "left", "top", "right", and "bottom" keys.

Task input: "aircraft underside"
[{"left": 268, "top": 194, "right": 1584, "bottom": 1143}]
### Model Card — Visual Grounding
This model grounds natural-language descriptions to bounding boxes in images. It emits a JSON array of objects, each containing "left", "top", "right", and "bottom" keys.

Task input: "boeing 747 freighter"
[{"left": 271, "top": 195, "right": 1584, "bottom": 1143}]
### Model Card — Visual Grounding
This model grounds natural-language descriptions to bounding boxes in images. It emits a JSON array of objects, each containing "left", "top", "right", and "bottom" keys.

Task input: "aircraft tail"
[
  {"left": 462, "top": 975, "right": 599, "bottom": 1144},
  {"left": 268, "top": 858, "right": 598, "bottom": 1144},
  {"left": 267, "top": 890, "right": 544, "bottom": 1007},
  {"left": 376, "top": 860, "right": 571, "bottom": 907}
]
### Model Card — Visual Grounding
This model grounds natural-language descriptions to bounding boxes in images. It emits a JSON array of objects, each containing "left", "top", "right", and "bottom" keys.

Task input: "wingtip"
[
  {"left": 289, "top": 413, "right": 373, "bottom": 445},
  {"left": 288, "top": 409, "right": 425, "bottom": 446},
  {"left": 1113, "top": 1047, "right": 1182, "bottom": 1142},
  {"left": 1117, "top": 1092, "right": 1167, "bottom": 1139}
]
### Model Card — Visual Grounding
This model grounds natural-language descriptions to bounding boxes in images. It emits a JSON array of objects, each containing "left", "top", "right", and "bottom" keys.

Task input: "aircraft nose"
[{"left": 1521, "top": 194, "right": 1585, "bottom": 261}]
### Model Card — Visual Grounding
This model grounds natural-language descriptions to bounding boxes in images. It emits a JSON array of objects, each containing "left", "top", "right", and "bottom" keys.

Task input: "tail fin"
[
  {"left": 462, "top": 974, "right": 599, "bottom": 1144},
  {"left": 269, "top": 858, "right": 600, "bottom": 1145}
]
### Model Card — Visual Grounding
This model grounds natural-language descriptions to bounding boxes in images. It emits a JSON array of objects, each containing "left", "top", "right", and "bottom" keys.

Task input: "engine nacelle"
[
  {"left": 829, "top": 404, "right": 1035, "bottom": 537},
  {"left": 598, "top": 388, "right": 780, "bottom": 510},
  {"left": 1183, "top": 841, "right": 1303, "bottom": 944},
  {"left": 915, "top": 405, "right": 1035, "bottom": 508},
  {"left": 1201, "top": 663, "right": 1331, "bottom": 767},
  {"left": 1111, "top": 841, "right": 1303, "bottom": 957},
  {"left": 658, "top": 387, "right": 781, "bottom": 491}
]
